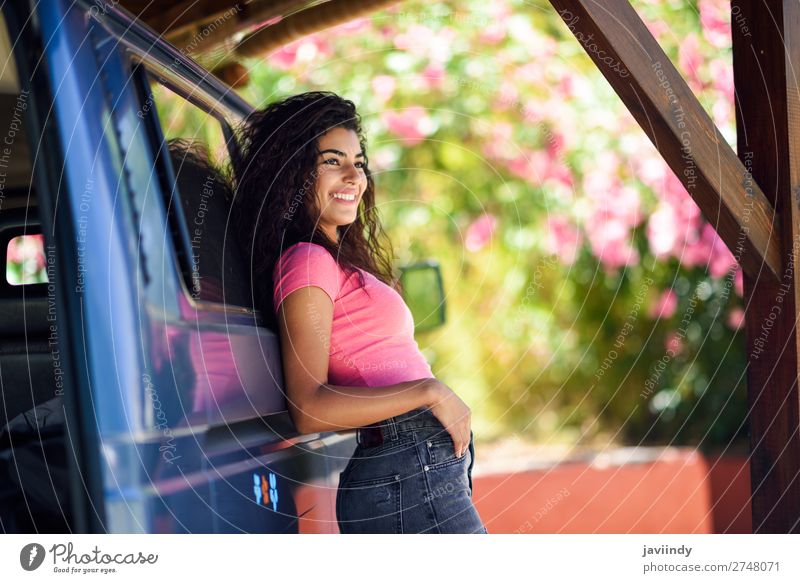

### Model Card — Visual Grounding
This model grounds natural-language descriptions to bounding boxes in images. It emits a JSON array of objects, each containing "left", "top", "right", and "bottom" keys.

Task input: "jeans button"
[{"left": 424, "top": 465, "right": 429, "bottom": 471}]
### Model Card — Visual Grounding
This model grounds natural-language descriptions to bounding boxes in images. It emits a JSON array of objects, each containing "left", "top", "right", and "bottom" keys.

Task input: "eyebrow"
[{"left": 318, "top": 148, "right": 365, "bottom": 158}]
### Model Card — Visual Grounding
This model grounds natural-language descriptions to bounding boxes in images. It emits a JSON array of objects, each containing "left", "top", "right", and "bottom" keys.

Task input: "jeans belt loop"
[{"left": 388, "top": 416, "right": 399, "bottom": 440}]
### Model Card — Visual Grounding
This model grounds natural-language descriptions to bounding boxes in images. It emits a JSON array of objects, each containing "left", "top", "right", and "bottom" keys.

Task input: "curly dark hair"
[{"left": 229, "top": 91, "right": 395, "bottom": 330}]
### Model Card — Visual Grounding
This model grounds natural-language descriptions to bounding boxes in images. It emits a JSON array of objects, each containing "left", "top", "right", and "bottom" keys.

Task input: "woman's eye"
[{"left": 322, "top": 158, "right": 366, "bottom": 169}]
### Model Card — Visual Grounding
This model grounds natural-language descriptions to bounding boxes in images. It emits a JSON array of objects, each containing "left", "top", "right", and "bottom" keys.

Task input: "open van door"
[{"left": 0, "top": 0, "right": 105, "bottom": 532}]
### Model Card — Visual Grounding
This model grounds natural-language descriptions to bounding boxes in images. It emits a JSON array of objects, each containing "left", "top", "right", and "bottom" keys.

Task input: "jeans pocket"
[
  {"left": 337, "top": 474, "right": 402, "bottom": 534},
  {"left": 424, "top": 434, "right": 468, "bottom": 470}
]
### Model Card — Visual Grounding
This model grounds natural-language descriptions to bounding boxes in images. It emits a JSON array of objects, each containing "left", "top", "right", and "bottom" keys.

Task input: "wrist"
[{"left": 421, "top": 377, "right": 445, "bottom": 408}]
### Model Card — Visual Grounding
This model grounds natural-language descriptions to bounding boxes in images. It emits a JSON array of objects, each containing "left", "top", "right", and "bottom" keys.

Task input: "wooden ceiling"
[{"left": 118, "top": 0, "right": 400, "bottom": 86}]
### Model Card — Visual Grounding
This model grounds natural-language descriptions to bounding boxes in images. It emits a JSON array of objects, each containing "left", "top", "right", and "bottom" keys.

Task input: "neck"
[{"left": 323, "top": 226, "right": 339, "bottom": 244}]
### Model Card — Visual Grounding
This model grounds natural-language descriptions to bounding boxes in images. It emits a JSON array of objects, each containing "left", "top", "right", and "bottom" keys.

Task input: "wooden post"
[{"left": 732, "top": 0, "right": 800, "bottom": 533}]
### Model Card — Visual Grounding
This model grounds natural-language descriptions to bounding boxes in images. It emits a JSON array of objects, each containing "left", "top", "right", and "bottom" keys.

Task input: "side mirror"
[{"left": 398, "top": 260, "right": 446, "bottom": 333}]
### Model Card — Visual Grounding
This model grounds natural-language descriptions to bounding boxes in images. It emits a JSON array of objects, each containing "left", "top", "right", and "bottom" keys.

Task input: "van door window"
[{"left": 135, "top": 66, "right": 254, "bottom": 312}]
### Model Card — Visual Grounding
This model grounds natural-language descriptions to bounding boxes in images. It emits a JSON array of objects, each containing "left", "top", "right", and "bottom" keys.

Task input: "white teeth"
[{"left": 332, "top": 192, "right": 356, "bottom": 201}]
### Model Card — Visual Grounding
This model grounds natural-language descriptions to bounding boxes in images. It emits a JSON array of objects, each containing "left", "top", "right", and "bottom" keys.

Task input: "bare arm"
[{"left": 277, "top": 285, "right": 435, "bottom": 433}]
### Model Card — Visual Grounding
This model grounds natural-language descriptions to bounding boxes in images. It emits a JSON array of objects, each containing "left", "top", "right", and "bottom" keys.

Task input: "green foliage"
[{"left": 171, "top": 0, "right": 749, "bottom": 449}]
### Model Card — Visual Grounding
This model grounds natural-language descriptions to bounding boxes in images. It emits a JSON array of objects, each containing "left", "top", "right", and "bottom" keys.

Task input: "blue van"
[{"left": 0, "top": 0, "right": 445, "bottom": 533}]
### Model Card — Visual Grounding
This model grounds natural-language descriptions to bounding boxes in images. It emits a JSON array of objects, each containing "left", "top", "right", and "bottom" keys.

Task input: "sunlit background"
[{"left": 132, "top": 0, "right": 747, "bottom": 455}]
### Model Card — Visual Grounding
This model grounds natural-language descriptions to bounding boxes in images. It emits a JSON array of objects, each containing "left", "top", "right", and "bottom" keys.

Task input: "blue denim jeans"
[{"left": 336, "top": 407, "right": 488, "bottom": 534}]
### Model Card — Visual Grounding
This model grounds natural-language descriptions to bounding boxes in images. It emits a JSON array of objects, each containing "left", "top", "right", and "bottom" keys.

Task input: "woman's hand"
[{"left": 425, "top": 379, "right": 472, "bottom": 458}]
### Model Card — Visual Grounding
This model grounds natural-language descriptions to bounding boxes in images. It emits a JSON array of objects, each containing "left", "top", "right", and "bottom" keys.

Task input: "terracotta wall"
[{"left": 472, "top": 449, "right": 752, "bottom": 534}]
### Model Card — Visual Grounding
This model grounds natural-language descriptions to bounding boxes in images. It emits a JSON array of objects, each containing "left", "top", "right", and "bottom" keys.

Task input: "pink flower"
[
  {"left": 665, "top": 331, "right": 684, "bottom": 355},
  {"left": 268, "top": 44, "right": 298, "bottom": 70},
  {"left": 647, "top": 202, "right": 680, "bottom": 258},
  {"left": 394, "top": 25, "right": 456, "bottom": 62},
  {"left": 580, "top": 153, "right": 645, "bottom": 270},
  {"left": 547, "top": 162, "right": 574, "bottom": 188},
  {"left": 727, "top": 307, "right": 745, "bottom": 330},
  {"left": 682, "top": 223, "right": 736, "bottom": 277},
  {"left": 582, "top": 152, "right": 621, "bottom": 198},
  {"left": 481, "top": 122, "right": 515, "bottom": 159},
  {"left": 710, "top": 58, "right": 735, "bottom": 104},
  {"left": 712, "top": 96, "right": 733, "bottom": 128},
  {"left": 502, "top": 149, "right": 543, "bottom": 182},
  {"left": 635, "top": 150, "right": 668, "bottom": 190},
  {"left": 584, "top": 215, "right": 639, "bottom": 271},
  {"left": 31, "top": 235, "right": 46, "bottom": 270},
  {"left": 465, "top": 214, "right": 498, "bottom": 252},
  {"left": 734, "top": 267, "right": 743, "bottom": 296},
  {"left": 649, "top": 289, "right": 678, "bottom": 319},
  {"left": 546, "top": 215, "right": 583, "bottom": 265},
  {"left": 557, "top": 73, "right": 575, "bottom": 99},
  {"left": 546, "top": 131, "right": 566, "bottom": 159},
  {"left": 517, "top": 63, "right": 547, "bottom": 86},
  {"left": 706, "top": 225, "right": 737, "bottom": 278},
  {"left": 268, "top": 35, "right": 331, "bottom": 70},
  {"left": 646, "top": 170, "right": 714, "bottom": 268},
  {"left": 664, "top": 173, "right": 701, "bottom": 221},
  {"left": 381, "top": 107, "right": 434, "bottom": 146},
  {"left": 420, "top": 63, "right": 446, "bottom": 89},
  {"left": 6, "top": 237, "right": 21, "bottom": 263},
  {"left": 479, "top": 0, "right": 511, "bottom": 45},
  {"left": 493, "top": 81, "right": 519, "bottom": 111},
  {"left": 679, "top": 33, "right": 705, "bottom": 91},
  {"left": 371, "top": 75, "right": 396, "bottom": 103},
  {"left": 393, "top": 24, "right": 431, "bottom": 53},
  {"left": 595, "top": 239, "right": 639, "bottom": 271},
  {"left": 479, "top": 22, "right": 507, "bottom": 46},
  {"left": 699, "top": 0, "right": 732, "bottom": 49},
  {"left": 612, "top": 186, "right": 643, "bottom": 228},
  {"left": 680, "top": 225, "right": 712, "bottom": 269},
  {"left": 643, "top": 17, "right": 669, "bottom": 41},
  {"left": 521, "top": 99, "right": 545, "bottom": 124}
]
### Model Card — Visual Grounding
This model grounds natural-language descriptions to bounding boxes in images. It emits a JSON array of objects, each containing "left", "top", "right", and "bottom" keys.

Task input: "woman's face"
[{"left": 312, "top": 127, "right": 368, "bottom": 242}]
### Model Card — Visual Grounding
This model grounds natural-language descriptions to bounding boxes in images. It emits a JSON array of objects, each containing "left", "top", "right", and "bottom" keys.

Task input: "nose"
[{"left": 343, "top": 160, "right": 362, "bottom": 183}]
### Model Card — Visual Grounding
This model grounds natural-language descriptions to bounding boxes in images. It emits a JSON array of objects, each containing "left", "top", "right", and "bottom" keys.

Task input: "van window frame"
[{"left": 128, "top": 58, "right": 262, "bottom": 322}]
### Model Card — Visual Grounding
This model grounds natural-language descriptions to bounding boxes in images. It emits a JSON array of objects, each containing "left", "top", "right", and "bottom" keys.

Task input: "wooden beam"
[
  {"left": 235, "top": 0, "right": 401, "bottom": 59},
  {"left": 548, "top": 0, "right": 781, "bottom": 282},
  {"left": 128, "top": 0, "right": 308, "bottom": 58},
  {"left": 732, "top": 0, "right": 800, "bottom": 534},
  {"left": 139, "top": 0, "right": 244, "bottom": 36}
]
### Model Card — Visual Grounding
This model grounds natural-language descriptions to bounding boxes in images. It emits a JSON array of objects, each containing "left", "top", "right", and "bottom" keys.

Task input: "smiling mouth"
[{"left": 330, "top": 191, "right": 358, "bottom": 202}]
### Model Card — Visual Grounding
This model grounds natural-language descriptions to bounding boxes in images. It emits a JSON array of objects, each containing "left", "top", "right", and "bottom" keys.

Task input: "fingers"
[
  {"left": 456, "top": 429, "right": 471, "bottom": 458},
  {"left": 447, "top": 430, "right": 467, "bottom": 458}
]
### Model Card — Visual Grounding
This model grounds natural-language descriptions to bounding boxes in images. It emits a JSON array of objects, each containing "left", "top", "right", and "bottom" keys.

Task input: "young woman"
[{"left": 231, "top": 91, "right": 487, "bottom": 534}]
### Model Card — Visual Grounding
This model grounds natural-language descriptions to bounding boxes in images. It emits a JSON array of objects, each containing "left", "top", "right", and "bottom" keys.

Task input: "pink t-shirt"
[{"left": 273, "top": 242, "right": 434, "bottom": 387}]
